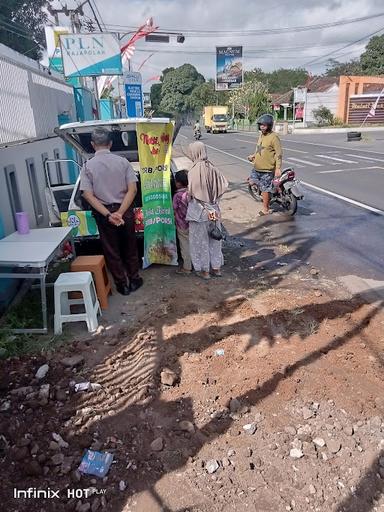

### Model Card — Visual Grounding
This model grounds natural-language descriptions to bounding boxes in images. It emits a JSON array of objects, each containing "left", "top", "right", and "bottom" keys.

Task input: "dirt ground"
[{"left": 0, "top": 185, "right": 384, "bottom": 512}]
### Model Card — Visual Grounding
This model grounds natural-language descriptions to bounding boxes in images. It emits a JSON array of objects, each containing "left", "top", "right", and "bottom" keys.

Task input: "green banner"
[{"left": 136, "top": 122, "right": 178, "bottom": 269}]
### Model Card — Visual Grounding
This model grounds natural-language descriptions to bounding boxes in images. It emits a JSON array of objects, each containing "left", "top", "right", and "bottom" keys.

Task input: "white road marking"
[
  {"left": 283, "top": 147, "right": 308, "bottom": 154},
  {"left": 179, "top": 134, "right": 188, "bottom": 139},
  {"left": 235, "top": 138, "right": 307, "bottom": 155},
  {"left": 237, "top": 131, "right": 384, "bottom": 156},
  {"left": 318, "top": 166, "right": 381, "bottom": 174},
  {"left": 316, "top": 154, "right": 357, "bottom": 164},
  {"left": 287, "top": 157, "right": 322, "bottom": 167},
  {"left": 236, "top": 138, "right": 308, "bottom": 154},
  {"left": 204, "top": 143, "right": 250, "bottom": 163},
  {"left": 203, "top": 141, "right": 384, "bottom": 215},
  {"left": 301, "top": 181, "right": 384, "bottom": 216},
  {"left": 236, "top": 138, "right": 255, "bottom": 144},
  {"left": 344, "top": 153, "right": 384, "bottom": 163},
  {"left": 280, "top": 138, "right": 384, "bottom": 156}
]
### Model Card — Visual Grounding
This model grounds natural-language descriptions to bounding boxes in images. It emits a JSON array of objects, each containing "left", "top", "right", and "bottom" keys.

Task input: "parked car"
[{"left": 46, "top": 118, "right": 190, "bottom": 241}]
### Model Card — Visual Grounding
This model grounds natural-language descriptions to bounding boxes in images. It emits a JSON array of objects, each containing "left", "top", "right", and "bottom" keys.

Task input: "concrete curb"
[{"left": 338, "top": 275, "right": 384, "bottom": 302}]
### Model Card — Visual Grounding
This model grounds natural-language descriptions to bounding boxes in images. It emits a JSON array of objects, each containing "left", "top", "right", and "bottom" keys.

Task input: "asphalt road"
[{"left": 176, "top": 127, "right": 384, "bottom": 296}]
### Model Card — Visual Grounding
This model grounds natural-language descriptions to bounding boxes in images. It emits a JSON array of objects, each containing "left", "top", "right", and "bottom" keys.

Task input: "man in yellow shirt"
[{"left": 248, "top": 114, "right": 283, "bottom": 215}]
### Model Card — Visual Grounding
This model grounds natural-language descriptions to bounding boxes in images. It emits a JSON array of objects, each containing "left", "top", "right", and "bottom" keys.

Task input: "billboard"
[
  {"left": 60, "top": 33, "right": 122, "bottom": 78},
  {"left": 216, "top": 46, "right": 243, "bottom": 91},
  {"left": 45, "top": 26, "right": 69, "bottom": 74},
  {"left": 124, "top": 72, "right": 144, "bottom": 117},
  {"left": 348, "top": 95, "right": 384, "bottom": 124}
]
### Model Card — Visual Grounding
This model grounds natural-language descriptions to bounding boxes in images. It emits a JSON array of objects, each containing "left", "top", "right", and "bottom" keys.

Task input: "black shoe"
[
  {"left": 129, "top": 277, "right": 143, "bottom": 293},
  {"left": 116, "top": 284, "right": 130, "bottom": 296}
]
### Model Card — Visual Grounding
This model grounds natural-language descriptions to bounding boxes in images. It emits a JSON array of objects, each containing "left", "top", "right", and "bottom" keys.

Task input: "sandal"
[
  {"left": 196, "top": 271, "right": 211, "bottom": 280},
  {"left": 211, "top": 270, "right": 222, "bottom": 277},
  {"left": 176, "top": 268, "right": 192, "bottom": 275},
  {"left": 258, "top": 210, "right": 272, "bottom": 217}
]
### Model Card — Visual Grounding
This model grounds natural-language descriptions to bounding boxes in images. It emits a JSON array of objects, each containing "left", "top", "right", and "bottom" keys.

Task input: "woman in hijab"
[{"left": 186, "top": 141, "right": 228, "bottom": 280}]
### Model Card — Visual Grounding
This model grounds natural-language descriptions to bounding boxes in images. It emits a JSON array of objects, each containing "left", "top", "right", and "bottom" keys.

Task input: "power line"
[
  {"left": 86, "top": 0, "right": 103, "bottom": 31},
  {"left": 0, "top": 18, "right": 36, "bottom": 37},
  {"left": 102, "top": 11, "right": 384, "bottom": 37},
  {"left": 0, "top": 21, "right": 37, "bottom": 42},
  {"left": 90, "top": 0, "right": 107, "bottom": 31},
  {"left": 305, "top": 25, "right": 384, "bottom": 67},
  {"left": 131, "top": 41, "right": 369, "bottom": 56}
]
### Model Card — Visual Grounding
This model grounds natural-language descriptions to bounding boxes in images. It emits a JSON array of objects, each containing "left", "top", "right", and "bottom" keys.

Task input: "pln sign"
[{"left": 60, "top": 33, "right": 122, "bottom": 78}]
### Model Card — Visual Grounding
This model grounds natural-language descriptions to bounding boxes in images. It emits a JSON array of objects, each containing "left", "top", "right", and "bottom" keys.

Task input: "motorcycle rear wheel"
[
  {"left": 248, "top": 184, "right": 263, "bottom": 202},
  {"left": 283, "top": 192, "right": 298, "bottom": 215}
]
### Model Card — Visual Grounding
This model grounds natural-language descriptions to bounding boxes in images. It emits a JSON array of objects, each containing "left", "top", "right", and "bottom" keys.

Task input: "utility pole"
[
  {"left": 47, "top": 1, "right": 88, "bottom": 31},
  {"left": 48, "top": 1, "right": 102, "bottom": 117}
]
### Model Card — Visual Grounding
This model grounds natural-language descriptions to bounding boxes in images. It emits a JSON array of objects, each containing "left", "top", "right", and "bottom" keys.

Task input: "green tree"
[
  {"left": 267, "top": 68, "right": 309, "bottom": 93},
  {"left": 245, "top": 67, "right": 308, "bottom": 93},
  {"left": 325, "top": 58, "right": 362, "bottom": 76},
  {"left": 0, "top": 0, "right": 49, "bottom": 60},
  {"left": 244, "top": 68, "right": 266, "bottom": 83},
  {"left": 312, "top": 105, "right": 335, "bottom": 126},
  {"left": 160, "top": 67, "right": 175, "bottom": 81},
  {"left": 230, "top": 80, "right": 271, "bottom": 123},
  {"left": 360, "top": 35, "right": 384, "bottom": 75},
  {"left": 150, "top": 83, "right": 162, "bottom": 113},
  {"left": 160, "top": 64, "right": 205, "bottom": 115},
  {"left": 189, "top": 81, "right": 218, "bottom": 113}
]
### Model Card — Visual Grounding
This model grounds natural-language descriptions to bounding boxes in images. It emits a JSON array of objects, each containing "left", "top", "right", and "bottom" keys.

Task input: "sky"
[{"left": 50, "top": 0, "right": 384, "bottom": 90}]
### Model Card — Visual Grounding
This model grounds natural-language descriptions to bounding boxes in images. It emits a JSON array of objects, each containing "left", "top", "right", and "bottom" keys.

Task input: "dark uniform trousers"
[{"left": 94, "top": 204, "right": 140, "bottom": 287}]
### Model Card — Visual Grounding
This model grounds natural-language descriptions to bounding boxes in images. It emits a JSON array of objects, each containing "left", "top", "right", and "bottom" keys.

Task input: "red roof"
[
  {"left": 271, "top": 91, "right": 293, "bottom": 104},
  {"left": 307, "top": 76, "right": 339, "bottom": 92}
]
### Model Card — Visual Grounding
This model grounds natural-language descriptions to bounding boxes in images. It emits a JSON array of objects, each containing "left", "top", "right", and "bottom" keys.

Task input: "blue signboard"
[
  {"left": 124, "top": 72, "right": 144, "bottom": 117},
  {"left": 125, "top": 84, "right": 143, "bottom": 117},
  {"left": 216, "top": 46, "right": 243, "bottom": 91}
]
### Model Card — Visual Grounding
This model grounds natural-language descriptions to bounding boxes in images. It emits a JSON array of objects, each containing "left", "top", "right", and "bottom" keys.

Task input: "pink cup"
[{"left": 16, "top": 212, "right": 30, "bottom": 235}]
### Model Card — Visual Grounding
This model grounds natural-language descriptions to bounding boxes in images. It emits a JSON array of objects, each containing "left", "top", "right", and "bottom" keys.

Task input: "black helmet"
[{"left": 257, "top": 114, "right": 274, "bottom": 129}]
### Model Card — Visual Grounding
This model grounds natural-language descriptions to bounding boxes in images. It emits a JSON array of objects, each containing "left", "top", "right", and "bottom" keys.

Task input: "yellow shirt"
[{"left": 251, "top": 132, "right": 283, "bottom": 172}]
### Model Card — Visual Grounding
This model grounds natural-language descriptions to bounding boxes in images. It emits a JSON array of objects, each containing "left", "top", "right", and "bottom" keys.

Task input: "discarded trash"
[
  {"left": 78, "top": 450, "right": 113, "bottom": 478},
  {"left": 35, "top": 364, "right": 49, "bottom": 380},
  {"left": 214, "top": 349, "right": 225, "bottom": 356},
  {"left": 119, "top": 480, "right": 126, "bottom": 491},
  {"left": 290, "top": 448, "right": 304, "bottom": 459},
  {"left": 52, "top": 433, "right": 69, "bottom": 449},
  {"left": 74, "top": 382, "right": 102, "bottom": 393},
  {"left": 243, "top": 423, "right": 257, "bottom": 435},
  {"left": 276, "top": 262, "right": 288, "bottom": 267},
  {"left": 0, "top": 401, "right": 11, "bottom": 412},
  {"left": 205, "top": 459, "right": 219, "bottom": 474}
]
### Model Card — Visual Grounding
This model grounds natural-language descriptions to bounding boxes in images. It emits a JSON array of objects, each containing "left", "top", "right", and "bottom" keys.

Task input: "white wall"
[
  {"left": 0, "top": 137, "right": 69, "bottom": 236},
  {"left": 306, "top": 85, "right": 339, "bottom": 124},
  {"left": 0, "top": 44, "right": 75, "bottom": 144}
]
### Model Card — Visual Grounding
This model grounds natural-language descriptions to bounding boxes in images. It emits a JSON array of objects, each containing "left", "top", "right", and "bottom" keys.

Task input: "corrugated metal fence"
[{"left": 0, "top": 44, "right": 75, "bottom": 144}]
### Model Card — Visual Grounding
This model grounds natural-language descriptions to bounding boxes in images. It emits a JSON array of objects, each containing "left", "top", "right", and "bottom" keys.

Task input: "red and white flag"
[
  {"left": 144, "top": 75, "right": 161, "bottom": 85},
  {"left": 368, "top": 86, "right": 384, "bottom": 117},
  {"left": 99, "top": 18, "right": 158, "bottom": 98}
]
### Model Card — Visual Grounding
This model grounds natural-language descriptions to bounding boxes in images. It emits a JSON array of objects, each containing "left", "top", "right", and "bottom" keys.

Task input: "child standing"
[{"left": 173, "top": 170, "right": 192, "bottom": 274}]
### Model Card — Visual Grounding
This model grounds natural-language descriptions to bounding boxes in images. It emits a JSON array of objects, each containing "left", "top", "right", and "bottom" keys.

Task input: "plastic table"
[{"left": 0, "top": 227, "right": 74, "bottom": 334}]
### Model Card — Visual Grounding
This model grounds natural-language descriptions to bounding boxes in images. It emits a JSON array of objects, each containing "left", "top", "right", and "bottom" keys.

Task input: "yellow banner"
[{"left": 136, "top": 122, "right": 177, "bottom": 268}]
